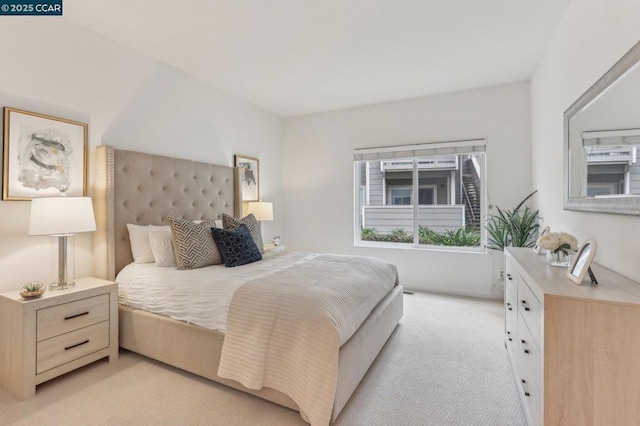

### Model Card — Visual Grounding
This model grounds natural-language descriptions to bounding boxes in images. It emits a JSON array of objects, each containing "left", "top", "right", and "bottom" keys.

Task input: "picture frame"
[
  {"left": 3, "top": 107, "right": 88, "bottom": 200},
  {"left": 567, "top": 239, "right": 598, "bottom": 285},
  {"left": 533, "top": 225, "right": 550, "bottom": 254},
  {"left": 234, "top": 154, "right": 259, "bottom": 202}
]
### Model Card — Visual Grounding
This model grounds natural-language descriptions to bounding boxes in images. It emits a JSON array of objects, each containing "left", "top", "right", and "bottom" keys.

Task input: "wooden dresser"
[
  {"left": 0, "top": 277, "right": 118, "bottom": 399},
  {"left": 505, "top": 247, "right": 640, "bottom": 426}
]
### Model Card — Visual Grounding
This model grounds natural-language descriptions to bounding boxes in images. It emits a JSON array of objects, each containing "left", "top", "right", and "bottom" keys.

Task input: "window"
[
  {"left": 387, "top": 186, "right": 436, "bottom": 205},
  {"left": 354, "top": 140, "right": 486, "bottom": 250},
  {"left": 389, "top": 188, "right": 411, "bottom": 205},
  {"left": 418, "top": 187, "right": 436, "bottom": 205}
]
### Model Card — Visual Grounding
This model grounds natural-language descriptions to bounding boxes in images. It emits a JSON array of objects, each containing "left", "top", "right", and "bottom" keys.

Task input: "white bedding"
[
  {"left": 218, "top": 253, "right": 398, "bottom": 426},
  {"left": 116, "top": 251, "right": 316, "bottom": 333}
]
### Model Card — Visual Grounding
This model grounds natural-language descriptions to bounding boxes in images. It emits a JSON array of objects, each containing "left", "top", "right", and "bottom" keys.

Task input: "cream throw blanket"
[{"left": 217, "top": 254, "right": 398, "bottom": 426}]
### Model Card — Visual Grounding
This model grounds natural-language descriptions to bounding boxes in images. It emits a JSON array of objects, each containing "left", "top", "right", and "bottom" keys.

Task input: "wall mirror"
[{"left": 564, "top": 40, "right": 640, "bottom": 215}]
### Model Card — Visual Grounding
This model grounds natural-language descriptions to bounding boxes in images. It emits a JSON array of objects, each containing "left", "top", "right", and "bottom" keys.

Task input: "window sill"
[{"left": 353, "top": 240, "right": 487, "bottom": 255}]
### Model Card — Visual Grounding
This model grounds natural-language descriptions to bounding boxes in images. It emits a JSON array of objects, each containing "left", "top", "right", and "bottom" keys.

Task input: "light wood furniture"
[
  {"left": 505, "top": 247, "right": 640, "bottom": 426},
  {"left": 0, "top": 277, "right": 118, "bottom": 400}
]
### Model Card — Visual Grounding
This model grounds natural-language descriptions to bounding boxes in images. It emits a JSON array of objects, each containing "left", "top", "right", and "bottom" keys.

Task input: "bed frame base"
[{"left": 119, "top": 284, "right": 403, "bottom": 422}]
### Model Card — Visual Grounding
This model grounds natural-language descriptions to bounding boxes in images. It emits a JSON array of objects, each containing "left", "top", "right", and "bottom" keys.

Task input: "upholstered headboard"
[{"left": 93, "top": 146, "right": 241, "bottom": 280}]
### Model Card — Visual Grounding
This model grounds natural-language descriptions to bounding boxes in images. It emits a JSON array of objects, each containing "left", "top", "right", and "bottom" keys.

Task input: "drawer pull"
[
  {"left": 521, "top": 379, "right": 530, "bottom": 397},
  {"left": 64, "top": 311, "right": 90, "bottom": 320},
  {"left": 520, "top": 300, "right": 530, "bottom": 311},
  {"left": 64, "top": 340, "right": 90, "bottom": 351},
  {"left": 506, "top": 331, "right": 512, "bottom": 341},
  {"left": 521, "top": 339, "right": 530, "bottom": 354},
  {"left": 507, "top": 274, "right": 512, "bottom": 281},
  {"left": 506, "top": 302, "right": 513, "bottom": 311}
]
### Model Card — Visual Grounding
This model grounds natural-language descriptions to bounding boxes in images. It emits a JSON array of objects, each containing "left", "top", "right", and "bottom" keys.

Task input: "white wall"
[
  {"left": 531, "top": 0, "right": 640, "bottom": 282},
  {"left": 283, "top": 82, "right": 532, "bottom": 298},
  {"left": 0, "top": 19, "right": 283, "bottom": 293}
]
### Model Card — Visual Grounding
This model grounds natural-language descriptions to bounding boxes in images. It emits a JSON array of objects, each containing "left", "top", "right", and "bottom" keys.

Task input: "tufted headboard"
[{"left": 93, "top": 146, "right": 241, "bottom": 280}]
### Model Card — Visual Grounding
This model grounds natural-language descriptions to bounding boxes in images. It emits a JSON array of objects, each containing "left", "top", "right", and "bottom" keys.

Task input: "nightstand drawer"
[
  {"left": 37, "top": 294, "right": 109, "bottom": 341},
  {"left": 36, "top": 321, "right": 109, "bottom": 374}
]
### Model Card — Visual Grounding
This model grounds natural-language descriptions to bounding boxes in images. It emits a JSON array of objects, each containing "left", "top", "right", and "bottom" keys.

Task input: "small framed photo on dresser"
[{"left": 567, "top": 240, "right": 597, "bottom": 285}]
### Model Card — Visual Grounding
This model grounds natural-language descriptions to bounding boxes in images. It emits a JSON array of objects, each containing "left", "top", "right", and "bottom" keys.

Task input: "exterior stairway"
[{"left": 462, "top": 158, "right": 481, "bottom": 230}]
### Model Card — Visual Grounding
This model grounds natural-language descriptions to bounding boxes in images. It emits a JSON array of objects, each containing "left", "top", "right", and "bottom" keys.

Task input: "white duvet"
[{"left": 116, "top": 251, "right": 316, "bottom": 333}]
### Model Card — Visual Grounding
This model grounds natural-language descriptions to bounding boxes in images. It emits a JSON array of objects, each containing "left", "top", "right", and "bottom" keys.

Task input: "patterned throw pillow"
[
  {"left": 168, "top": 217, "right": 224, "bottom": 269},
  {"left": 212, "top": 224, "right": 262, "bottom": 267},
  {"left": 222, "top": 213, "right": 264, "bottom": 253}
]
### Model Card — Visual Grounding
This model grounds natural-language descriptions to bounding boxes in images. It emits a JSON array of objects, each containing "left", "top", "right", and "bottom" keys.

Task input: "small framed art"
[
  {"left": 234, "top": 154, "right": 259, "bottom": 202},
  {"left": 567, "top": 240, "right": 597, "bottom": 285},
  {"left": 3, "top": 107, "right": 88, "bottom": 200}
]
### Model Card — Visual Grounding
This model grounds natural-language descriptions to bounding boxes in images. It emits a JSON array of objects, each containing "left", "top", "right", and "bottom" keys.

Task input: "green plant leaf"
[{"left": 486, "top": 191, "right": 540, "bottom": 251}]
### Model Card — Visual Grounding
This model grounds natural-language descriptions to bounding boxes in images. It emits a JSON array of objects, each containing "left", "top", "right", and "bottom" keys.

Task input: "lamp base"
[{"left": 49, "top": 281, "right": 76, "bottom": 291}]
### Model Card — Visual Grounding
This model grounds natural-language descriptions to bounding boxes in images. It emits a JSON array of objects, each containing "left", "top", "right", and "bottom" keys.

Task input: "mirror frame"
[{"left": 564, "top": 40, "right": 640, "bottom": 215}]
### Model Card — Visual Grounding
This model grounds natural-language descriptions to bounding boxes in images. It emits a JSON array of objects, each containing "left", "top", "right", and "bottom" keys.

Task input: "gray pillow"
[
  {"left": 222, "top": 213, "right": 264, "bottom": 253},
  {"left": 168, "top": 217, "right": 223, "bottom": 269}
]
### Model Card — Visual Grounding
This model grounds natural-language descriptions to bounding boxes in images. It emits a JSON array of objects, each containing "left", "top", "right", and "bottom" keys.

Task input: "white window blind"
[
  {"left": 353, "top": 139, "right": 486, "bottom": 161},
  {"left": 582, "top": 129, "right": 640, "bottom": 146}
]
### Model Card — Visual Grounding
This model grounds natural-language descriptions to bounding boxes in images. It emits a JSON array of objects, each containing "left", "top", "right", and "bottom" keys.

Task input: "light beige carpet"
[{"left": 0, "top": 292, "right": 526, "bottom": 425}]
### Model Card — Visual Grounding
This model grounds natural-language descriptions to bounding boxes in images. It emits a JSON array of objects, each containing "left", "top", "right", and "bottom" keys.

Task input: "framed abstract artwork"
[
  {"left": 3, "top": 107, "right": 88, "bottom": 200},
  {"left": 234, "top": 154, "right": 259, "bottom": 202}
]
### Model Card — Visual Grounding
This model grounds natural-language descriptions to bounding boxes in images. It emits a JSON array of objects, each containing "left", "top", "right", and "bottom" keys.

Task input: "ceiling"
[{"left": 65, "top": 0, "right": 570, "bottom": 117}]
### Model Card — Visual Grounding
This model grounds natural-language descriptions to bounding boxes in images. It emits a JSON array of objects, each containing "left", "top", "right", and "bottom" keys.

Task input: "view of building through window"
[
  {"left": 585, "top": 144, "right": 640, "bottom": 196},
  {"left": 355, "top": 151, "right": 484, "bottom": 248}
]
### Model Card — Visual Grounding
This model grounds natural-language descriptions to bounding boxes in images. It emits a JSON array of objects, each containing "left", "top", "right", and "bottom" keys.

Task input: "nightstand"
[
  {"left": 264, "top": 244, "right": 285, "bottom": 253},
  {"left": 0, "top": 277, "right": 118, "bottom": 400}
]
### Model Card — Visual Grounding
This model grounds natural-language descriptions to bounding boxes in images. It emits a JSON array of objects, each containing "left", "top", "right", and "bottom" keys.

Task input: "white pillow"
[
  {"left": 126, "top": 224, "right": 155, "bottom": 263},
  {"left": 148, "top": 225, "right": 177, "bottom": 267}
]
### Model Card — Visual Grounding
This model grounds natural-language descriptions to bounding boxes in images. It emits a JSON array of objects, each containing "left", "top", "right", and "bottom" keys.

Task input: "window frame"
[{"left": 353, "top": 139, "right": 487, "bottom": 253}]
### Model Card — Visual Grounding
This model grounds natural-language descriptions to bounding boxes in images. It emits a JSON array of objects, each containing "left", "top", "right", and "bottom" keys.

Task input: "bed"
[{"left": 92, "top": 146, "right": 403, "bottom": 425}]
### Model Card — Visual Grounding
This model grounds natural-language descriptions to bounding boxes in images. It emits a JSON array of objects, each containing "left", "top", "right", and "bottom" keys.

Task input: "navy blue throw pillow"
[{"left": 211, "top": 224, "right": 262, "bottom": 267}]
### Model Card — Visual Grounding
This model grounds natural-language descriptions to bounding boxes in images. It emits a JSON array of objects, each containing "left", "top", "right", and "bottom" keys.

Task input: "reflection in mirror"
[
  {"left": 564, "top": 40, "right": 640, "bottom": 215},
  {"left": 583, "top": 130, "right": 640, "bottom": 197}
]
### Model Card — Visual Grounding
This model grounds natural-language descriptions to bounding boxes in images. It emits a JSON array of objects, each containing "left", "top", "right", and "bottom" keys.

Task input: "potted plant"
[{"left": 486, "top": 190, "right": 540, "bottom": 251}]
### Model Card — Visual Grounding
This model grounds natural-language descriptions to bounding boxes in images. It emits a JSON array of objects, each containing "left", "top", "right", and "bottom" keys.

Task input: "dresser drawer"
[
  {"left": 505, "top": 285, "right": 517, "bottom": 346},
  {"left": 516, "top": 311, "right": 543, "bottom": 426},
  {"left": 517, "top": 369, "right": 543, "bottom": 426},
  {"left": 517, "top": 277, "right": 542, "bottom": 351},
  {"left": 37, "top": 294, "right": 109, "bottom": 341},
  {"left": 36, "top": 321, "right": 109, "bottom": 374},
  {"left": 505, "top": 259, "right": 518, "bottom": 296}
]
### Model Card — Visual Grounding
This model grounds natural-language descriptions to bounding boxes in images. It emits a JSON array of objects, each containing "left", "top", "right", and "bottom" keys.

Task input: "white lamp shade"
[
  {"left": 247, "top": 201, "right": 273, "bottom": 221},
  {"left": 28, "top": 197, "right": 97, "bottom": 236}
]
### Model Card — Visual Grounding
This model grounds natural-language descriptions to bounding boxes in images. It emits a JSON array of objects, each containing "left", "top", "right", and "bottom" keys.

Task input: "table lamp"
[
  {"left": 28, "top": 197, "right": 97, "bottom": 290},
  {"left": 247, "top": 201, "right": 273, "bottom": 239}
]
